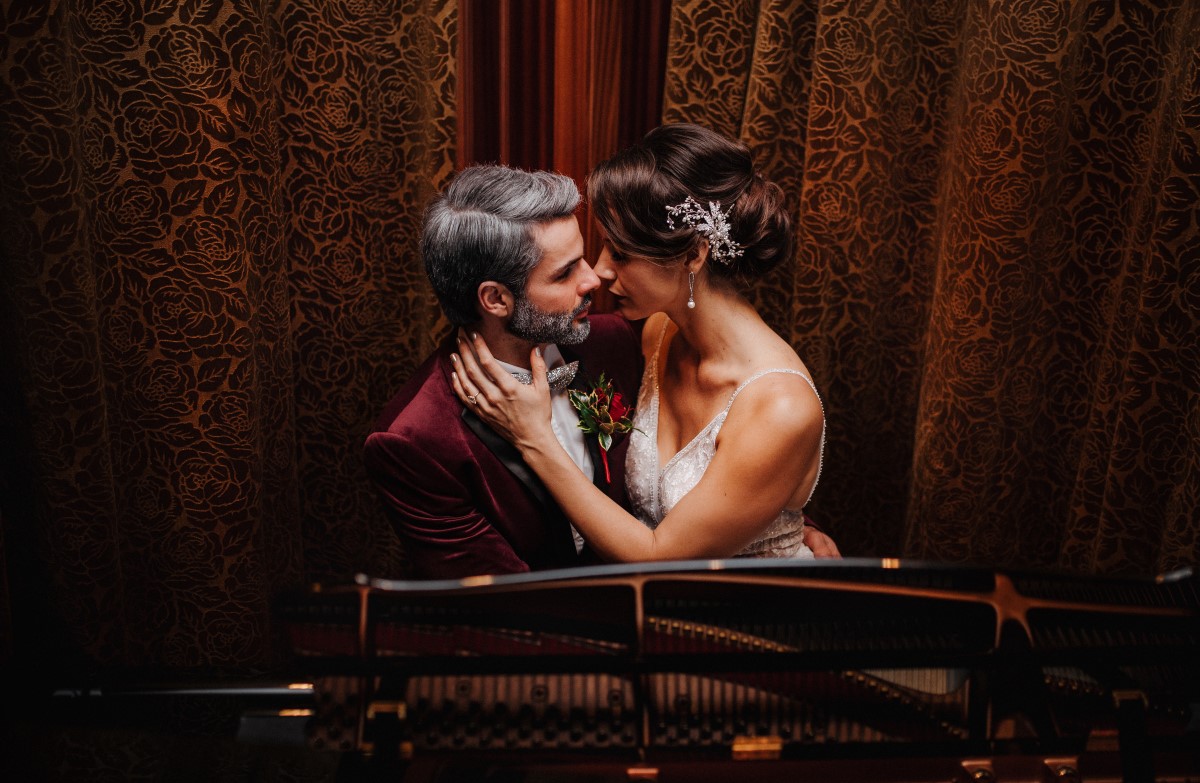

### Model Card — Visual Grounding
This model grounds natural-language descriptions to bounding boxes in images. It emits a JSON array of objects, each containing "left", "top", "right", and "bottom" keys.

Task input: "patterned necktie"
[{"left": 508, "top": 360, "right": 579, "bottom": 394}]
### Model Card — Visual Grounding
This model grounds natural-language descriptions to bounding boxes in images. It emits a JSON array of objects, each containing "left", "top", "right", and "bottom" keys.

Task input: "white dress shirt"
[{"left": 495, "top": 344, "right": 592, "bottom": 553}]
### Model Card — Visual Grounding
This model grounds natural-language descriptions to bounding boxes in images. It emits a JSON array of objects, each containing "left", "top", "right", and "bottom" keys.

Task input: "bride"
[{"left": 451, "top": 124, "right": 834, "bottom": 562}]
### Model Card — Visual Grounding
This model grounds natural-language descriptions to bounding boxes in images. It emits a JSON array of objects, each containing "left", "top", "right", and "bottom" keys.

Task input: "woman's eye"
[{"left": 602, "top": 239, "right": 627, "bottom": 263}]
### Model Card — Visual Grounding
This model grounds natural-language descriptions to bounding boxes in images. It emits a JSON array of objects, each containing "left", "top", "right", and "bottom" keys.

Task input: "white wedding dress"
[{"left": 625, "top": 324, "right": 823, "bottom": 559}]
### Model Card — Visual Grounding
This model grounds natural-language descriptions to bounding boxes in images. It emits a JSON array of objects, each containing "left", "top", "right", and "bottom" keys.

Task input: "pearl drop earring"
[{"left": 687, "top": 271, "right": 696, "bottom": 309}]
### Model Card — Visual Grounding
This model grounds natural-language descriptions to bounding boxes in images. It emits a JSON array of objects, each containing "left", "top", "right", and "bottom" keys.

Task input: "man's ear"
[{"left": 477, "top": 280, "right": 514, "bottom": 318}]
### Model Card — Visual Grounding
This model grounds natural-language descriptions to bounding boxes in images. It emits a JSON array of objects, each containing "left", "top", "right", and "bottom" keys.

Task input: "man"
[{"left": 365, "top": 165, "right": 642, "bottom": 579}]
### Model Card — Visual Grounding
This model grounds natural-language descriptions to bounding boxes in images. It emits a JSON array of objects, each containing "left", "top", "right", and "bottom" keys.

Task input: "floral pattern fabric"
[
  {"left": 663, "top": 0, "right": 1200, "bottom": 574},
  {"left": 1, "top": 0, "right": 457, "bottom": 672}
]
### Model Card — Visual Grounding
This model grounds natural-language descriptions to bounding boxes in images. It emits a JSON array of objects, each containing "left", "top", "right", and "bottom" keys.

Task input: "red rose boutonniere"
[{"left": 568, "top": 373, "right": 638, "bottom": 484}]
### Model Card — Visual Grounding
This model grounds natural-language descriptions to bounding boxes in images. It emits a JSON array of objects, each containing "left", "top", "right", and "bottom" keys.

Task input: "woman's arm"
[
  {"left": 451, "top": 332, "right": 824, "bottom": 562},
  {"left": 635, "top": 372, "right": 824, "bottom": 559}
]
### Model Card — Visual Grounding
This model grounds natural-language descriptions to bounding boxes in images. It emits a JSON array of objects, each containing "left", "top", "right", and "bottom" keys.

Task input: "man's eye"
[{"left": 565, "top": 258, "right": 588, "bottom": 279}]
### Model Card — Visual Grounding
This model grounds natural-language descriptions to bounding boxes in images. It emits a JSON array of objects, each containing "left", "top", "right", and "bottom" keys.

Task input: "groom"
[{"left": 364, "top": 165, "right": 643, "bottom": 579}]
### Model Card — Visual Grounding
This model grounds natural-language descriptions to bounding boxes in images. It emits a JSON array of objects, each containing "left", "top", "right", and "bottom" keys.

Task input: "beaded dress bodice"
[{"left": 625, "top": 324, "right": 824, "bottom": 559}]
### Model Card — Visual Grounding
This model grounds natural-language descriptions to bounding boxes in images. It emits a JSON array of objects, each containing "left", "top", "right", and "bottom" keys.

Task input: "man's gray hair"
[{"left": 422, "top": 165, "right": 581, "bottom": 326}]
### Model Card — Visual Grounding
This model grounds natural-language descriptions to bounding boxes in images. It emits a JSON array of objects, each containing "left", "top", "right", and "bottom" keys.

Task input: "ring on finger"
[{"left": 466, "top": 394, "right": 478, "bottom": 405}]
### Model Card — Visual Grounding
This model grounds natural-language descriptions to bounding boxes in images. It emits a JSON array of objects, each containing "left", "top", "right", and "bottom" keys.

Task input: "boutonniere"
[{"left": 568, "top": 373, "right": 638, "bottom": 484}]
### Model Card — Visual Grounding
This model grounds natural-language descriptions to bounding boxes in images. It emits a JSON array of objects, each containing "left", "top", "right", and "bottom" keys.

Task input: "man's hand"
[{"left": 803, "top": 526, "right": 841, "bottom": 558}]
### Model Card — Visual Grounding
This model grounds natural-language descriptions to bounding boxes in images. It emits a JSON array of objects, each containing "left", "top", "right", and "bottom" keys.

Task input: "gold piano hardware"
[
  {"left": 277, "top": 709, "right": 313, "bottom": 717},
  {"left": 366, "top": 700, "right": 407, "bottom": 720},
  {"left": 625, "top": 766, "right": 659, "bottom": 781},
  {"left": 730, "top": 735, "right": 783, "bottom": 761},
  {"left": 362, "top": 740, "right": 412, "bottom": 759},
  {"left": 1042, "top": 757, "right": 1080, "bottom": 782},
  {"left": 959, "top": 759, "right": 995, "bottom": 783}
]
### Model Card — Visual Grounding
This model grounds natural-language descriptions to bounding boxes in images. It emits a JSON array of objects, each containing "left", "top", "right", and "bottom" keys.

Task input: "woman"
[{"left": 451, "top": 123, "right": 835, "bottom": 562}]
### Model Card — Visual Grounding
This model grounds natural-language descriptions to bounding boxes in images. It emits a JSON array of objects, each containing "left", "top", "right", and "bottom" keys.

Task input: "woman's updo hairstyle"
[{"left": 587, "top": 123, "right": 792, "bottom": 279}]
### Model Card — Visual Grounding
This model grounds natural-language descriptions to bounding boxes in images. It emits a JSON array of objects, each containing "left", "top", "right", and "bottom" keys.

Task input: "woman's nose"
[{"left": 593, "top": 248, "right": 616, "bottom": 281}]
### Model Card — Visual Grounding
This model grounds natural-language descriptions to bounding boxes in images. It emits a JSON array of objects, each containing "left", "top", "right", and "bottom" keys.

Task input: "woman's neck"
[{"left": 666, "top": 285, "right": 764, "bottom": 371}]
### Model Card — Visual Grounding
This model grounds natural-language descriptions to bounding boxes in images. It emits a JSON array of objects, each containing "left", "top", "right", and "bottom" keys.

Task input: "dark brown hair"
[{"left": 587, "top": 123, "right": 792, "bottom": 278}]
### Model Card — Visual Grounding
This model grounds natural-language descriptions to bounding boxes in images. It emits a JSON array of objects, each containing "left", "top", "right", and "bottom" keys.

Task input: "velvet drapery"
[
  {"left": 2, "top": 0, "right": 1198, "bottom": 682},
  {"left": 662, "top": 0, "right": 1199, "bottom": 575},
  {"left": 1, "top": 0, "right": 455, "bottom": 672}
]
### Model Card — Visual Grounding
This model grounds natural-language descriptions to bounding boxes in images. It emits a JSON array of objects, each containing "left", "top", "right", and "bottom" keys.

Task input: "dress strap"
[
  {"left": 648, "top": 318, "right": 671, "bottom": 390},
  {"left": 723, "top": 368, "right": 817, "bottom": 413},
  {"left": 722, "top": 368, "right": 825, "bottom": 509}
]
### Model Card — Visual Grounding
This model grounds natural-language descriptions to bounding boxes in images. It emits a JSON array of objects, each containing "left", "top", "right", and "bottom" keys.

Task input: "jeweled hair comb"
[{"left": 665, "top": 196, "right": 744, "bottom": 266}]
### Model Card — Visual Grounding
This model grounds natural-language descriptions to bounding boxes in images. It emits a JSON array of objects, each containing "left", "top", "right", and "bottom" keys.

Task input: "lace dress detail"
[{"left": 625, "top": 323, "right": 825, "bottom": 559}]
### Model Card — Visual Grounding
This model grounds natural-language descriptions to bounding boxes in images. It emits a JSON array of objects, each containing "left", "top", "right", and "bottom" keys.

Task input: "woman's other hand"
[
  {"left": 803, "top": 526, "right": 841, "bottom": 558},
  {"left": 451, "top": 330, "right": 556, "bottom": 452}
]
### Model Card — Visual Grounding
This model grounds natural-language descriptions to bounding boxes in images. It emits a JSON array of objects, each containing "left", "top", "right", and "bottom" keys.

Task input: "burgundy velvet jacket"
[{"left": 365, "top": 315, "right": 643, "bottom": 579}]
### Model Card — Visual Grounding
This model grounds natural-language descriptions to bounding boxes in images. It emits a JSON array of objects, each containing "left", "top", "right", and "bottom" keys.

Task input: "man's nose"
[{"left": 579, "top": 259, "right": 602, "bottom": 293}]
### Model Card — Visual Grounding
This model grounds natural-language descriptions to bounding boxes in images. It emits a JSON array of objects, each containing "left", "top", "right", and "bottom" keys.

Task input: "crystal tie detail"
[{"left": 509, "top": 360, "right": 579, "bottom": 393}]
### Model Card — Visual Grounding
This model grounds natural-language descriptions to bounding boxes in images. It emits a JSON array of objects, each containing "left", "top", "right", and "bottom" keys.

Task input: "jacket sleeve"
[{"left": 364, "top": 430, "right": 530, "bottom": 578}]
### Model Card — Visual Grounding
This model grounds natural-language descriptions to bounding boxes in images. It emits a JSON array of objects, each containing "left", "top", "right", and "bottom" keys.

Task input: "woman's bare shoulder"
[{"left": 724, "top": 369, "right": 823, "bottom": 440}]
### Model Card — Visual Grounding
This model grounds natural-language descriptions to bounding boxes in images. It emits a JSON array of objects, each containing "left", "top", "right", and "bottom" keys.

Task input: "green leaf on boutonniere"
[{"left": 568, "top": 372, "right": 638, "bottom": 484}]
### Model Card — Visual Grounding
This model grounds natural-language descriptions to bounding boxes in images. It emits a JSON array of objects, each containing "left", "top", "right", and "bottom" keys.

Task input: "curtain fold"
[
  {"left": 0, "top": 0, "right": 457, "bottom": 669},
  {"left": 663, "top": 0, "right": 1199, "bottom": 574}
]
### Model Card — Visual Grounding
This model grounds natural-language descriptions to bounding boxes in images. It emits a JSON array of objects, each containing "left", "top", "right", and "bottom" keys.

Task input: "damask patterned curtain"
[
  {"left": 1, "top": 0, "right": 456, "bottom": 670},
  {"left": 664, "top": 0, "right": 1199, "bottom": 574}
]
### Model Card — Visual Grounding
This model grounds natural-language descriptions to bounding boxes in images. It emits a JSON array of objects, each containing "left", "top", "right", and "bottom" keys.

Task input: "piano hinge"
[{"left": 731, "top": 735, "right": 783, "bottom": 761}]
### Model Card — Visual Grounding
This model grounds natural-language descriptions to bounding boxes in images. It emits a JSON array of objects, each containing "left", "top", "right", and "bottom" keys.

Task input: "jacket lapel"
[
  {"left": 461, "top": 404, "right": 580, "bottom": 561},
  {"left": 460, "top": 407, "right": 556, "bottom": 510}
]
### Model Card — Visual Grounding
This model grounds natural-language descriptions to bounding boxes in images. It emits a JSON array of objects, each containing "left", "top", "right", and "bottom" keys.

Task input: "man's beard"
[{"left": 507, "top": 294, "right": 592, "bottom": 345}]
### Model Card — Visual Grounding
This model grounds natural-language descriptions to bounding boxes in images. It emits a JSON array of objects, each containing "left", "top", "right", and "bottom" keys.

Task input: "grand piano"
[{"left": 48, "top": 559, "right": 1200, "bottom": 781}]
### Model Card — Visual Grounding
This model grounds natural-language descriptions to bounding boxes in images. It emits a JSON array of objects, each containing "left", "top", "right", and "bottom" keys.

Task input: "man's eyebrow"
[{"left": 553, "top": 256, "right": 583, "bottom": 276}]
